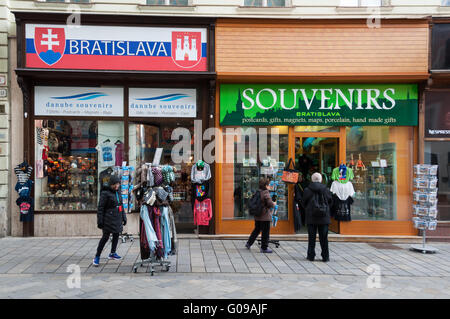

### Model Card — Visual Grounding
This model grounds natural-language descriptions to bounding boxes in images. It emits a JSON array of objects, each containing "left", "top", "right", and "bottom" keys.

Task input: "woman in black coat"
[{"left": 93, "top": 175, "right": 127, "bottom": 266}]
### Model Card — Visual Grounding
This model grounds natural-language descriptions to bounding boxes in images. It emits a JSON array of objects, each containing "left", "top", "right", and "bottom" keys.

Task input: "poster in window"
[{"left": 425, "top": 92, "right": 450, "bottom": 138}]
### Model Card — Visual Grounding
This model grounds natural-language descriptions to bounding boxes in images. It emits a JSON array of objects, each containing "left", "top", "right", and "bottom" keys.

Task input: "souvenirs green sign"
[{"left": 220, "top": 84, "right": 418, "bottom": 126}]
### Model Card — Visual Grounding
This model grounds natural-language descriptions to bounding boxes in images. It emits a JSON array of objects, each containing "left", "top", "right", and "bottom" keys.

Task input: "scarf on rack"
[
  {"left": 161, "top": 206, "right": 172, "bottom": 258},
  {"left": 152, "top": 206, "right": 164, "bottom": 258},
  {"left": 140, "top": 205, "right": 158, "bottom": 252}
]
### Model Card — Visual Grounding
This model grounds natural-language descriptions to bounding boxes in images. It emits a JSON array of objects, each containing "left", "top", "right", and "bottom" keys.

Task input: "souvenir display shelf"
[
  {"left": 235, "top": 159, "right": 288, "bottom": 220},
  {"left": 411, "top": 164, "right": 439, "bottom": 254}
]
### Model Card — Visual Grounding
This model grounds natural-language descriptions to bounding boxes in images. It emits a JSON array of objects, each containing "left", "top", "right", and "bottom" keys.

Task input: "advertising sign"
[
  {"left": 26, "top": 24, "right": 208, "bottom": 71},
  {"left": 35, "top": 86, "right": 124, "bottom": 117},
  {"left": 425, "top": 91, "right": 450, "bottom": 138},
  {"left": 220, "top": 84, "right": 418, "bottom": 126},
  {"left": 129, "top": 88, "right": 196, "bottom": 118}
]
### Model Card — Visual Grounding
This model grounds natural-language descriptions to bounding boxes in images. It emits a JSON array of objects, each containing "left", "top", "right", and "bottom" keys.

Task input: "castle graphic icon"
[
  {"left": 171, "top": 31, "right": 202, "bottom": 69},
  {"left": 175, "top": 35, "right": 198, "bottom": 61}
]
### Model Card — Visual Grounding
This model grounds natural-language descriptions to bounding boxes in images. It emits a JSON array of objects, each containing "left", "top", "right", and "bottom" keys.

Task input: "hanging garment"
[
  {"left": 114, "top": 142, "right": 124, "bottom": 167},
  {"left": 36, "top": 160, "right": 44, "bottom": 179},
  {"left": 162, "top": 165, "right": 175, "bottom": 184},
  {"left": 140, "top": 219, "right": 150, "bottom": 260},
  {"left": 191, "top": 163, "right": 211, "bottom": 184},
  {"left": 152, "top": 167, "right": 163, "bottom": 186},
  {"left": 151, "top": 206, "right": 164, "bottom": 259},
  {"left": 331, "top": 167, "right": 354, "bottom": 184},
  {"left": 167, "top": 205, "right": 178, "bottom": 253},
  {"left": 140, "top": 205, "right": 158, "bottom": 253},
  {"left": 330, "top": 180, "right": 355, "bottom": 222},
  {"left": 192, "top": 182, "right": 209, "bottom": 202},
  {"left": 339, "top": 164, "right": 347, "bottom": 181},
  {"left": 330, "top": 181, "right": 355, "bottom": 201},
  {"left": 14, "top": 162, "right": 33, "bottom": 183},
  {"left": 194, "top": 199, "right": 213, "bottom": 226},
  {"left": 161, "top": 206, "right": 172, "bottom": 258},
  {"left": 16, "top": 197, "right": 34, "bottom": 222},
  {"left": 15, "top": 180, "right": 33, "bottom": 198},
  {"left": 36, "top": 127, "right": 43, "bottom": 145},
  {"left": 96, "top": 140, "right": 115, "bottom": 167},
  {"left": 332, "top": 195, "right": 354, "bottom": 222}
]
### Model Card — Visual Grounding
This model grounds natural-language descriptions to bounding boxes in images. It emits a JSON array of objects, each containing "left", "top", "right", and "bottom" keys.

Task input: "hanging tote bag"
[{"left": 281, "top": 158, "right": 299, "bottom": 184}]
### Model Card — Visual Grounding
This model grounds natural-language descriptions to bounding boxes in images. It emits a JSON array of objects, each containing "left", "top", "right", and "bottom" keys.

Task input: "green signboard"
[{"left": 220, "top": 84, "right": 418, "bottom": 126}]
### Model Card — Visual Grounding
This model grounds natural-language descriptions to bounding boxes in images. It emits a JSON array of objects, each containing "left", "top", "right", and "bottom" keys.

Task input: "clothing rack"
[
  {"left": 133, "top": 254, "right": 171, "bottom": 276},
  {"left": 133, "top": 163, "right": 177, "bottom": 276}
]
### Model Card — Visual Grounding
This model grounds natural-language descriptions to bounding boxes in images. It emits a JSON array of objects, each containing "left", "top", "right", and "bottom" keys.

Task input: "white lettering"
[
  {"left": 101, "top": 40, "right": 111, "bottom": 55},
  {"left": 355, "top": 89, "right": 365, "bottom": 109},
  {"left": 279, "top": 88, "right": 298, "bottom": 110},
  {"left": 91, "top": 41, "right": 102, "bottom": 55},
  {"left": 256, "top": 88, "right": 277, "bottom": 110},
  {"left": 335, "top": 88, "right": 354, "bottom": 110},
  {"left": 242, "top": 88, "right": 254, "bottom": 110},
  {"left": 366, "top": 89, "right": 382, "bottom": 109},
  {"left": 300, "top": 89, "right": 318, "bottom": 110},
  {"left": 319, "top": 89, "right": 334, "bottom": 110},
  {"left": 383, "top": 88, "right": 396, "bottom": 110},
  {"left": 116, "top": 41, "right": 125, "bottom": 56},
  {"left": 69, "top": 40, "right": 79, "bottom": 54},
  {"left": 80, "top": 40, "right": 89, "bottom": 55},
  {"left": 156, "top": 42, "right": 168, "bottom": 56}
]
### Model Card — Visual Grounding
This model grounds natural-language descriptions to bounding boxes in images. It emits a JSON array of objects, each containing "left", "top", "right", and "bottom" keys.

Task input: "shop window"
[
  {"left": 294, "top": 126, "right": 339, "bottom": 133},
  {"left": 34, "top": 120, "right": 124, "bottom": 211},
  {"left": 431, "top": 24, "right": 450, "bottom": 70},
  {"left": 222, "top": 126, "right": 289, "bottom": 220},
  {"left": 346, "top": 126, "right": 413, "bottom": 221},
  {"left": 424, "top": 141, "right": 450, "bottom": 221},
  {"left": 244, "top": 0, "right": 287, "bottom": 7}
]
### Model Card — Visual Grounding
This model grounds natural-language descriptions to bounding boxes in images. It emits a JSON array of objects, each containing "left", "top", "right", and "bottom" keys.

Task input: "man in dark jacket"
[
  {"left": 302, "top": 173, "right": 332, "bottom": 262},
  {"left": 93, "top": 175, "right": 127, "bottom": 267}
]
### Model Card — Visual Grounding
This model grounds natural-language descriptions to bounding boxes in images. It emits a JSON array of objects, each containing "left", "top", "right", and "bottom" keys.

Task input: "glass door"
[
  {"left": 293, "top": 133, "right": 340, "bottom": 233},
  {"left": 129, "top": 122, "right": 196, "bottom": 233}
]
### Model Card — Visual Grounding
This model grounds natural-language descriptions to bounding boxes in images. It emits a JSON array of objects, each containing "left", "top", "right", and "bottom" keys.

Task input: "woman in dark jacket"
[
  {"left": 93, "top": 175, "right": 127, "bottom": 266},
  {"left": 245, "top": 178, "right": 276, "bottom": 253},
  {"left": 302, "top": 173, "right": 332, "bottom": 262}
]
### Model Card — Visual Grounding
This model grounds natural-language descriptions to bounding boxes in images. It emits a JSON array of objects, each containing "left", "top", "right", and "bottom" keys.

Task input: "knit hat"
[{"left": 109, "top": 175, "right": 120, "bottom": 186}]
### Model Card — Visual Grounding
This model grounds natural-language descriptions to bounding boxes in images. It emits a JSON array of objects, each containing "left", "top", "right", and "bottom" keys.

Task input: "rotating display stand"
[{"left": 410, "top": 164, "right": 439, "bottom": 254}]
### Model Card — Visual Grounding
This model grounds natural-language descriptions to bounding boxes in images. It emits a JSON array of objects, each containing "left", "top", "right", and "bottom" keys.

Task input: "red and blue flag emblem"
[{"left": 34, "top": 27, "right": 65, "bottom": 66}]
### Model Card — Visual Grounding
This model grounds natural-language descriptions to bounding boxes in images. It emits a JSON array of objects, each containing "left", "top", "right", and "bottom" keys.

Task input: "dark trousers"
[
  {"left": 96, "top": 230, "right": 119, "bottom": 257},
  {"left": 307, "top": 224, "right": 329, "bottom": 260},
  {"left": 247, "top": 220, "right": 271, "bottom": 250}
]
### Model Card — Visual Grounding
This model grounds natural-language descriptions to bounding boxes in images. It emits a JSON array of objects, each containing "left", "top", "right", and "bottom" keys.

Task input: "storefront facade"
[
  {"left": 214, "top": 18, "right": 429, "bottom": 236},
  {"left": 13, "top": 12, "right": 216, "bottom": 237}
]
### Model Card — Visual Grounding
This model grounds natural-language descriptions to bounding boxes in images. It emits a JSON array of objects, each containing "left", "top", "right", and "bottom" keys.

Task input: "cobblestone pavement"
[{"left": 0, "top": 237, "right": 450, "bottom": 298}]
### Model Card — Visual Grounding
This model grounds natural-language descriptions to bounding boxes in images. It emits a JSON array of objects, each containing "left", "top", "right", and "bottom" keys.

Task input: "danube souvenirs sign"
[
  {"left": 34, "top": 86, "right": 124, "bottom": 117},
  {"left": 220, "top": 84, "right": 418, "bottom": 126},
  {"left": 25, "top": 24, "right": 208, "bottom": 71},
  {"left": 129, "top": 88, "right": 196, "bottom": 118}
]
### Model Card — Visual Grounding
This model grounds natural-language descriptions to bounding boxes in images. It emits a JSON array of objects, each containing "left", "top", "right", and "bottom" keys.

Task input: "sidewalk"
[{"left": 0, "top": 237, "right": 450, "bottom": 298}]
